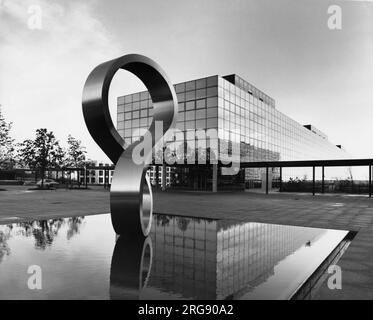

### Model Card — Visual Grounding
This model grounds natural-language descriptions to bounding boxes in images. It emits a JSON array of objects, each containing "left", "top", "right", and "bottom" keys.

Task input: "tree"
[
  {"left": 66, "top": 135, "right": 86, "bottom": 168},
  {"left": 65, "top": 135, "right": 87, "bottom": 187},
  {"left": 17, "top": 129, "right": 63, "bottom": 188},
  {"left": 0, "top": 105, "right": 15, "bottom": 169},
  {"left": 17, "top": 139, "right": 37, "bottom": 178}
]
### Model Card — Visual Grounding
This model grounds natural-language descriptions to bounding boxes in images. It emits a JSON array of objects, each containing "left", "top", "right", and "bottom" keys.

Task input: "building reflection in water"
[{"left": 110, "top": 214, "right": 342, "bottom": 300}]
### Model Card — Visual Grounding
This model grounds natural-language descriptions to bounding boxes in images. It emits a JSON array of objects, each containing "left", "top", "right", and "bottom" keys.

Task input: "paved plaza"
[{"left": 1, "top": 186, "right": 373, "bottom": 299}]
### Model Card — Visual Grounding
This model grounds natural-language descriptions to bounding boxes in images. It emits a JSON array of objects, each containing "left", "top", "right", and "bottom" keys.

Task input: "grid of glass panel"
[
  {"left": 216, "top": 74, "right": 347, "bottom": 163},
  {"left": 216, "top": 221, "right": 323, "bottom": 299},
  {"left": 117, "top": 74, "right": 348, "bottom": 180},
  {"left": 148, "top": 215, "right": 324, "bottom": 299},
  {"left": 117, "top": 75, "right": 219, "bottom": 148},
  {"left": 117, "top": 90, "right": 153, "bottom": 146},
  {"left": 149, "top": 214, "right": 217, "bottom": 299}
]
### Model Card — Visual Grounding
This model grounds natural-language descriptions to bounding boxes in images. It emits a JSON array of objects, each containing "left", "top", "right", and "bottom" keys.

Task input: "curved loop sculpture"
[{"left": 82, "top": 54, "right": 178, "bottom": 236}]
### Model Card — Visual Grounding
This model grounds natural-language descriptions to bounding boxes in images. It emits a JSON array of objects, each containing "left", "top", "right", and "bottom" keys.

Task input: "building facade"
[
  {"left": 78, "top": 161, "right": 114, "bottom": 186},
  {"left": 117, "top": 74, "right": 348, "bottom": 191}
]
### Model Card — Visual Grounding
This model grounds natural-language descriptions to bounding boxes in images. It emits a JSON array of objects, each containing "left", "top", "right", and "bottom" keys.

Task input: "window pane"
[
  {"left": 196, "top": 88, "right": 207, "bottom": 99},
  {"left": 124, "top": 104, "right": 132, "bottom": 112},
  {"left": 140, "top": 118, "right": 147, "bottom": 126},
  {"left": 117, "top": 113, "right": 125, "bottom": 122},
  {"left": 185, "top": 91, "right": 196, "bottom": 101},
  {"left": 207, "top": 96, "right": 218, "bottom": 108},
  {"left": 207, "top": 107, "right": 218, "bottom": 118},
  {"left": 140, "top": 100, "right": 147, "bottom": 109},
  {"left": 207, "top": 86, "right": 218, "bottom": 97},
  {"left": 185, "top": 121, "right": 195, "bottom": 130},
  {"left": 196, "top": 109, "right": 206, "bottom": 119},
  {"left": 118, "top": 96, "right": 125, "bottom": 104},
  {"left": 124, "top": 95, "right": 132, "bottom": 104},
  {"left": 177, "top": 92, "right": 185, "bottom": 102},
  {"left": 206, "top": 117, "right": 218, "bottom": 128},
  {"left": 196, "top": 99, "right": 206, "bottom": 109},
  {"left": 186, "top": 80, "right": 196, "bottom": 91},
  {"left": 196, "top": 78, "right": 207, "bottom": 89},
  {"left": 185, "top": 101, "right": 195, "bottom": 110},
  {"left": 207, "top": 76, "right": 218, "bottom": 87},
  {"left": 140, "top": 91, "right": 149, "bottom": 100},
  {"left": 186, "top": 110, "right": 195, "bottom": 121},
  {"left": 176, "top": 122, "right": 185, "bottom": 131},
  {"left": 175, "top": 83, "right": 185, "bottom": 93},
  {"left": 124, "top": 112, "right": 131, "bottom": 120},
  {"left": 196, "top": 119, "right": 206, "bottom": 129}
]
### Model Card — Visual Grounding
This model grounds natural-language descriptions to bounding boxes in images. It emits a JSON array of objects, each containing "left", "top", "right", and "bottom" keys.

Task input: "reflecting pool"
[{"left": 0, "top": 214, "right": 350, "bottom": 299}]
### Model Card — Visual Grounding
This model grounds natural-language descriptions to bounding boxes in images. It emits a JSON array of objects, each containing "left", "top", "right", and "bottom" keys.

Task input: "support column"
[
  {"left": 85, "top": 167, "right": 88, "bottom": 189},
  {"left": 279, "top": 167, "right": 282, "bottom": 192},
  {"left": 312, "top": 166, "right": 315, "bottom": 196},
  {"left": 369, "top": 165, "right": 372, "bottom": 198},
  {"left": 322, "top": 166, "right": 325, "bottom": 194},
  {"left": 104, "top": 169, "right": 107, "bottom": 189},
  {"left": 212, "top": 164, "right": 218, "bottom": 193},
  {"left": 265, "top": 167, "right": 269, "bottom": 195},
  {"left": 155, "top": 165, "right": 159, "bottom": 190},
  {"left": 161, "top": 163, "right": 166, "bottom": 191}
]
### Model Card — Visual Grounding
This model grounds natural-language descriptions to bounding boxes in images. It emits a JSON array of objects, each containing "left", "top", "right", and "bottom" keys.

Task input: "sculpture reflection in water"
[
  {"left": 82, "top": 54, "right": 178, "bottom": 236},
  {"left": 110, "top": 214, "right": 332, "bottom": 300},
  {"left": 110, "top": 234, "right": 153, "bottom": 300}
]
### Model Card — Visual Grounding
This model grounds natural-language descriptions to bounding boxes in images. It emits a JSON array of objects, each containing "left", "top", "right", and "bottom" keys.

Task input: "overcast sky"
[{"left": 0, "top": 0, "right": 372, "bottom": 163}]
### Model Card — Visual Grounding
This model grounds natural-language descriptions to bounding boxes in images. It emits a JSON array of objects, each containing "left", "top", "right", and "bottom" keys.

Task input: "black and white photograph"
[{"left": 1, "top": 0, "right": 373, "bottom": 311}]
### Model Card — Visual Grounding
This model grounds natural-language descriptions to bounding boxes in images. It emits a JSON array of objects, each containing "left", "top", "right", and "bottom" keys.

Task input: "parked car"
[{"left": 36, "top": 179, "right": 59, "bottom": 188}]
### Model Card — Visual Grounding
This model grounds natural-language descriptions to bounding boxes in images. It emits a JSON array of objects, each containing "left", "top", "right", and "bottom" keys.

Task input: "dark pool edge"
[{"left": 290, "top": 231, "right": 357, "bottom": 300}]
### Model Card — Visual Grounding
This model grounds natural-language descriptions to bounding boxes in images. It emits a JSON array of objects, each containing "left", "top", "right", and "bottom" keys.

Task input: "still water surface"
[{"left": 0, "top": 213, "right": 348, "bottom": 299}]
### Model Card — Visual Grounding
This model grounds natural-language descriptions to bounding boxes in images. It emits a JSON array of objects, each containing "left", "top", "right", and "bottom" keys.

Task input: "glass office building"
[{"left": 117, "top": 74, "right": 348, "bottom": 191}]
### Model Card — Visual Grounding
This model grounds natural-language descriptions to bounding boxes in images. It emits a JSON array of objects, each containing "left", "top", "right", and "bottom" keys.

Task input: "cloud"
[{"left": 0, "top": 0, "right": 123, "bottom": 161}]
